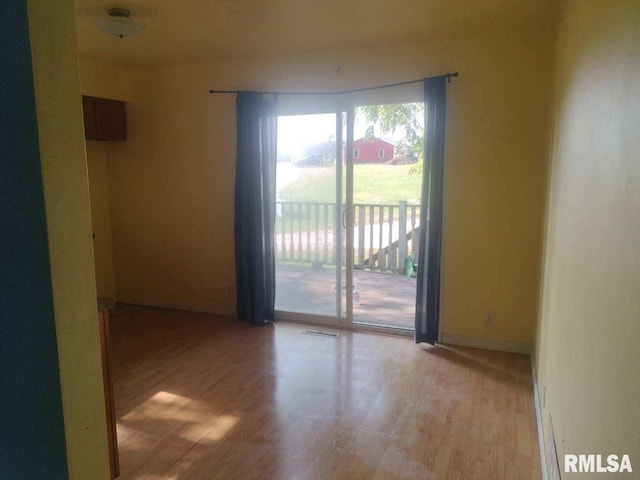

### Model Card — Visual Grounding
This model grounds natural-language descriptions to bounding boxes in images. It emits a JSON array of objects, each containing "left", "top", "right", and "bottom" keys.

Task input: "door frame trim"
[{"left": 275, "top": 311, "right": 413, "bottom": 338}]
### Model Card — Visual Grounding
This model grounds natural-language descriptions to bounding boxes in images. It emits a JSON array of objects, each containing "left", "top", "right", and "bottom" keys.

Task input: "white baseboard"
[
  {"left": 531, "top": 357, "right": 548, "bottom": 480},
  {"left": 114, "top": 297, "right": 236, "bottom": 319},
  {"left": 440, "top": 333, "right": 531, "bottom": 354}
]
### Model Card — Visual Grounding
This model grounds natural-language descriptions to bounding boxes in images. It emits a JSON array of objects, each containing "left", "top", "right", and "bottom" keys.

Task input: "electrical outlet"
[{"left": 484, "top": 311, "right": 496, "bottom": 327}]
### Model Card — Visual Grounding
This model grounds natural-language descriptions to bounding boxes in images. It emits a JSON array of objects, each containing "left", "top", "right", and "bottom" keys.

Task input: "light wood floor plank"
[{"left": 110, "top": 305, "right": 541, "bottom": 479}]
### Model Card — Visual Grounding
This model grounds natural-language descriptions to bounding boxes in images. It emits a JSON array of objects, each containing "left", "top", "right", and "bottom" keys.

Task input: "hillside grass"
[{"left": 277, "top": 163, "right": 422, "bottom": 205}]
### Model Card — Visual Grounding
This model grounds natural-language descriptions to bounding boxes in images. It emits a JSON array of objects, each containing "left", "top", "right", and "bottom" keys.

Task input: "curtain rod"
[{"left": 208, "top": 72, "right": 458, "bottom": 96}]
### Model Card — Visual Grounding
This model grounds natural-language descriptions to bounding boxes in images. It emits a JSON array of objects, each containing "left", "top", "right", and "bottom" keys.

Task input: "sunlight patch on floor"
[{"left": 120, "top": 391, "right": 239, "bottom": 444}]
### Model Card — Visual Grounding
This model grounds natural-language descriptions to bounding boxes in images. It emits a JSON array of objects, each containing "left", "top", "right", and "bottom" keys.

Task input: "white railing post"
[
  {"left": 358, "top": 206, "right": 365, "bottom": 268},
  {"left": 388, "top": 206, "right": 396, "bottom": 271},
  {"left": 410, "top": 205, "right": 418, "bottom": 259},
  {"left": 368, "top": 206, "right": 374, "bottom": 270},
  {"left": 306, "top": 203, "right": 311, "bottom": 262},
  {"left": 378, "top": 206, "right": 385, "bottom": 271},
  {"left": 399, "top": 201, "right": 407, "bottom": 272},
  {"left": 323, "top": 204, "right": 329, "bottom": 265}
]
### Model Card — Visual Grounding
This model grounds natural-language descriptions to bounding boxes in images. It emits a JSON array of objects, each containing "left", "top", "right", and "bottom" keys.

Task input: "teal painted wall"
[{"left": 0, "top": 1, "right": 69, "bottom": 478}]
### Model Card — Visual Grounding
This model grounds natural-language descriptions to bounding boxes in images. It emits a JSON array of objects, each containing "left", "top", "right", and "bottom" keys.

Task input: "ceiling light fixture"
[{"left": 95, "top": 8, "right": 144, "bottom": 39}]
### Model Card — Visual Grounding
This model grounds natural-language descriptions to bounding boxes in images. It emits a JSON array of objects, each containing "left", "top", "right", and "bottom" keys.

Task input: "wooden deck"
[{"left": 276, "top": 263, "right": 416, "bottom": 329}]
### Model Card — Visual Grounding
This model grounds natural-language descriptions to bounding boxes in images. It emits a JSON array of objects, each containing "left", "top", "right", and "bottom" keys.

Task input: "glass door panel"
[
  {"left": 274, "top": 113, "right": 344, "bottom": 318},
  {"left": 349, "top": 102, "right": 424, "bottom": 330}
]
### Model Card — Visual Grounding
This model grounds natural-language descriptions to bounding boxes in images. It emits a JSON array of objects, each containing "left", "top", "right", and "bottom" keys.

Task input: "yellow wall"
[
  {"left": 535, "top": 0, "right": 640, "bottom": 474},
  {"left": 108, "top": 63, "right": 239, "bottom": 315},
  {"left": 79, "top": 58, "right": 135, "bottom": 299},
  {"left": 79, "top": 57, "right": 133, "bottom": 102},
  {"left": 83, "top": 28, "right": 555, "bottom": 344},
  {"left": 439, "top": 31, "right": 554, "bottom": 347},
  {"left": 86, "top": 141, "right": 116, "bottom": 298},
  {"left": 27, "top": 1, "right": 110, "bottom": 478}
]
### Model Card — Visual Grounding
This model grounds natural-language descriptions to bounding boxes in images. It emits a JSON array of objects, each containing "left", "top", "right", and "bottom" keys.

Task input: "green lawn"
[{"left": 277, "top": 164, "right": 422, "bottom": 205}]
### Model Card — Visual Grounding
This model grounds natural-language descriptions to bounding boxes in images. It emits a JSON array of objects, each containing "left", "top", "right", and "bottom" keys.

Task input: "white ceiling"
[{"left": 74, "top": 0, "right": 559, "bottom": 66}]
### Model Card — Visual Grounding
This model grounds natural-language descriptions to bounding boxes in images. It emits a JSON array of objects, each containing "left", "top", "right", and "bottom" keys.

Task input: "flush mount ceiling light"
[{"left": 95, "top": 8, "right": 144, "bottom": 38}]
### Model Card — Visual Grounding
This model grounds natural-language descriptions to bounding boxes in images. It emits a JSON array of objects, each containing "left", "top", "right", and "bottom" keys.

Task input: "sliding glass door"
[{"left": 275, "top": 95, "right": 424, "bottom": 333}]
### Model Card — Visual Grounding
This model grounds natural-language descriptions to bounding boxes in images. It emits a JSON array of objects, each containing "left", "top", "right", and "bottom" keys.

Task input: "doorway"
[{"left": 274, "top": 98, "right": 425, "bottom": 333}]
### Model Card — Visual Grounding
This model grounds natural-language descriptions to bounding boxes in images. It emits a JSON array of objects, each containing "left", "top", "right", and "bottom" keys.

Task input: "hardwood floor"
[{"left": 110, "top": 305, "right": 541, "bottom": 479}]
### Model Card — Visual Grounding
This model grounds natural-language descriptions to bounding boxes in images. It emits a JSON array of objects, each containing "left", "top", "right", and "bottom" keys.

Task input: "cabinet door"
[
  {"left": 82, "top": 96, "right": 127, "bottom": 141},
  {"left": 82, "top": 96, "right": 99, "bottom": 140},
  {"left": 95, "top": 98, "right": 127, "bottom": 141}
]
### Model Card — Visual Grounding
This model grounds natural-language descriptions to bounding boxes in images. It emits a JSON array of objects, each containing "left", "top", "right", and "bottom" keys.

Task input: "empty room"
[{"left": 2, "top": 0, "right": 638, "bottom": 479}]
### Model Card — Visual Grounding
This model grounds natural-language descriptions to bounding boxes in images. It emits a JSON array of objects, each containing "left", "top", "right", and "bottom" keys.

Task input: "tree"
[
  {"left": 364, "top": 125, "right": 375, "bottom": 141},
  {"left": 357, "top": 102, "right": 424, "bottom": 173}
]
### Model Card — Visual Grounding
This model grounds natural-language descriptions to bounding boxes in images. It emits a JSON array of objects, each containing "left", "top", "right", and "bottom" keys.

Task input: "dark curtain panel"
[
  {"left": 235, "top": 92, "right": 278, "bottom": 325},
  {"left": 415, "top": 76, "right": 447, "bottom": 344}
]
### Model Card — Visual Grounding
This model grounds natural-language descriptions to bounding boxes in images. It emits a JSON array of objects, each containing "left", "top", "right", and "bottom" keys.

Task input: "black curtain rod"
[{"left": 208, "top": 72, "right": 458, "bottom": 96}]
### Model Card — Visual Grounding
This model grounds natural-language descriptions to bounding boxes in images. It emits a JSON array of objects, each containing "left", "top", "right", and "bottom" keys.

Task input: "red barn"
[{"left": 352, "top": 137, "right": 395, "bottom": 163}]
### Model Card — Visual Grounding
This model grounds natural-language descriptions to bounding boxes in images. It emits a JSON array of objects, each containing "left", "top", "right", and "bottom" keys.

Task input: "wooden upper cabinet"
[{"left": 82, "top": 95, "right": 127, "bottom": 141}]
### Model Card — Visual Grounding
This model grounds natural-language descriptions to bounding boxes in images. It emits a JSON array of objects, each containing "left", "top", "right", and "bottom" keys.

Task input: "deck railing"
[{"left": 275, "top": 201, "right": 422, "bottom": 273}]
